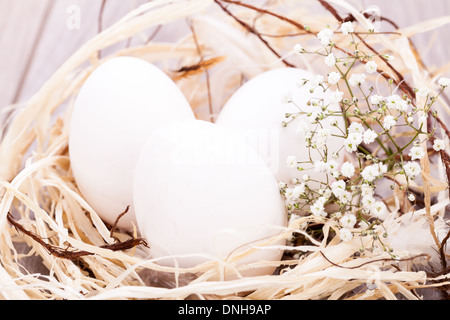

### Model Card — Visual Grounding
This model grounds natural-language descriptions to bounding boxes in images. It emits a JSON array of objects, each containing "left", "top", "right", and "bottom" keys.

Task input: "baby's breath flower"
[
  {"left": 302, "top": 174, "right": 310, "bottom": 182},
  {"left": 384, "top": 54, "right": 394, "bottom": 61},
  {"left": 340, "top": 228, "right": 353, "bottom": 242},
  {"left": 340, "top": 21, "right": 354, "bottom": 35},
  {"left": 385, "top": 95, "right": 401, "bottom": 110},
  {"left": 324, "top": 53, "right": 337, "bottom": 67},
  {"left": 344, "top": 132, "right": 363, "bottom": 152},
  {"left": 331, "top": 180, "right": 346, "bottom": 197},
  {"left": 341, "top": 161, "right": 355, "bottom": 178},
  {"left": 348, "top": 122, "right": 365, "bottom": 134},
  {"left": 349, "top": 73, "right": 367, "bottom": 87},
  {"left": 416, "top": 87, "right": 430, "bottom": 98},
  {"left": 361, "top": 183, "right": 374, "bottom": 198},
  {"left": 314, "top": 160, "right": 328, "bottom": 173},
  {"left": 292, "top": 183, "right": 306, "bottom": 199},
  {"left": 297, "top": 119, "right": 313, "bottom": 136},
  {"left": 363, "top": 129, "right": 378, "bottom": 144},
  {"left": 370, "top": 94, "right": 384, "bottom": 105},
  {"left": 361, "top": 164, "right": 381, "bottom": 182},
  {"left": 365, "top": 61, "right": 378, "bottom": 74},
  {"left": 310, "top": 197, "right": 327, "bottom": 217},
  {"left": 408, "top": 146, "right": 425, "bottom": 160},
  {"left": 408, "top": 193, "right": 416, "bottom": 202},
  {"left": 369, "top": 201, "right": 388, "bottom": 219},
  {"left": 362, "top": 195, "right": 376, "bottom": 207},
  {"left": 281, "top": 91, "right": 293, "bottom": 104},
  {"left": 317, "top": 27, "right": 334, "bottom": 46},
  {"left": 286, "top": 155, "right": 297, "bottom": 168},
  {"left": 403, "top": 161, "right": 421, "bottom": 179},
  {"left": 340, "top": 213, "right": 357, "bottom": 229},
  {"left": 338, "top": 190, "right": 352, "bottom": 204},
  {"left": 383, "top": 115, "right": 396, "bottom": 130},
  {"left": 407, "top": 116, "right": 414, "bottom": 124},
  {"left": 310, "top": 74, "right": 324, "bottom": 88},
  {"left": 438, "top": 77, "right": 450, "bottom": 87},
  {"left": 433, "top": 139, "right": 445, "bottom": 151},
  {"left": 326, "top": 89, "right": 344, "bottom": 106},
  {"left": 294, "top": 43, "right": 305, "bottom": 54},
  {"left": 328, "top": 72, "right": 341, "bottom": 85}
]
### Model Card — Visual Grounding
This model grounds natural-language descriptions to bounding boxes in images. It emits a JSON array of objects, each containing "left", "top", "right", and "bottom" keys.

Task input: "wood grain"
[{"left": 0, "top": 0, "right": 449, "bottom": 109}]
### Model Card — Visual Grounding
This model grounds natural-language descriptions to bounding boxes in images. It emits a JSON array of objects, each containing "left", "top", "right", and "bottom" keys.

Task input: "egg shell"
[
  {"left": 133, "top": 119, "right": 287, "bottom": 277},
  {"left": 216, "top": 67, "right": 345, "bottom": 185},
  {"left": 69, "top": 57, "right": 195, "bottom": 230}
]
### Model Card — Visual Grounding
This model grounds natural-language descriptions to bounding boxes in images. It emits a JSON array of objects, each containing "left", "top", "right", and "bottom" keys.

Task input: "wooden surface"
[{"left": 0, "top": 0, "right": 449, "bottom": 109}]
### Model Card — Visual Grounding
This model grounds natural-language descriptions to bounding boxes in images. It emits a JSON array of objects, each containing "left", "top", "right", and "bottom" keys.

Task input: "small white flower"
[
  {"left": 292, "top": 183, "right": 306, "bottom": 199},
  {"left": 363, "top": 129, "right": 378, "bottom": 144},
  {"left": 344, "top": 132, "right": 363, "bottom": 152},
  {"left": 384, "top": 54, "right": 395, "bottom": 61},
  {"left": 362, "top": 195, "right": 376, "bottom": 207},
  {"left": 403, "top": 161, "right": 421, "bottom": 179},
  {"left": 331, "top": 180, "right": 346, "bottom": 197},
  {"left": 349, "top": 73, "right": 366, "bottom": 87},
  {"left": 419, "top": 114, "right": 428, "bottom": 123},
  {"left": 317, "top": 27, "right": 334, "bottom": 46},
  {"left": 370, "top": 201, "right": 388, "bottom": 219},
  {"left": 407, "top": 116, "right": 414, "bottom": 124},
  {"left": 310, "top": 74, "right": 324, "bottom": 88},
  {"left": 324, "top": 53, "right": 337, "bottom": 66},
  {"left": 278, "top": 181, "right": 287, "bottom": 189},
  {"left": 348, "top": 122, "right": 365, "bottom": 134},
  {"left": 286, "top": 155, "right": 297, "bottom": 168},
  {"left": 326, "top": 89, "right": 344, "bottom": 106},
  {"left": 408, "top": 146, "right": 425, "bottom": 160},
  {"left": 302, "top": 174, "right": 310, "bottom": 182},
  {"left": 408, "top": 193, "right": 415, "bottom": 202},
  {"left": 317, "top": 128, "right": 330, "bottom": 139},
  {"left": 310, "top": 198, "right": 327, "bottom": 217},
  {"left": 340, "top": 228, "right": 353, "bottom": 242},
  {"left": 281, "top": 91, "right": 293, "bottom": 104},
  {"left": 365, "top": 61, "right": 378, "bottom": 74},
  {"left": 361, "top": 165, "right": 381, "bottom": 182},
  {"left": 340, "top": 21, "right": 354, "bottom": 35},
  {"left": 297, "top": 119, "right": 313, "bottom": 136},
  {"left": 341, "top": 161, "right": 355, "bottom": 178},
  {"left": 314, "top": 160, "right": 328, "bottom": 173},
  {"left": 370, "top": 94, "right": 384, "bottom": 105},
  {"left": 361, "top": 184, "right": 374, "bottom": 198},
  {"left": 328, "top": 72, "right": 341, "bottom": 85},
  {"left": 438, "top": 77, "right": 450, "bottom": 87},
  {"left": 433, "top": 139, "right": 445, "bottom": 151},
  {"left": 340, "top": 213, "right": 357, "bottom": 229},
  {"left": 326, "top": 160, "right": 339, "bottom": 174},
  {"left": 383, "top": 115, "right": 396, "bottom": 130},
  {"left": 338, "top": 191, "right": 352, "bottom": 204},
  {"left": 294, "top": 43, "right": 304, "bottom": 54},
  {"left": 385, "top": 95, "right": 401, "bottom": 110},
  {"left": 416, "top": 87, "right": 430, "bottom": 98}
]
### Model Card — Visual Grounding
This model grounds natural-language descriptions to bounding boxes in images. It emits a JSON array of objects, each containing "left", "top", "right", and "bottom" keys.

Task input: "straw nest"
[{"left": 0, "top": 0, "right": 449, "bottom": 300}]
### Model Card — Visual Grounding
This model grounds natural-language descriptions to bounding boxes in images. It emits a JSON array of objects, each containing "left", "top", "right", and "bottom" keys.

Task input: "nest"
[{"left": 0, "top": 0, "right": 449, "bottom": 300}]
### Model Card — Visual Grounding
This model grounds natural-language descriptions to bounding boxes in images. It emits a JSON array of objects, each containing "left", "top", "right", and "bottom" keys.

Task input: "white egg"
[
  {"left": 69, "top": 57, "right": 195, "bottom": 230},
  {"left": 216, "top": 67, "right": 345, "bottom": 185},
  {"left": 133, "top": 119, "right": 286, "bottom": 277}
]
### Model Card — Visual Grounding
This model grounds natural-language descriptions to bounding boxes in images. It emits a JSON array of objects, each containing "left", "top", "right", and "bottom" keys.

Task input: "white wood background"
[{"left": 0, "top": 0, "right": 449, "bottom": 110}]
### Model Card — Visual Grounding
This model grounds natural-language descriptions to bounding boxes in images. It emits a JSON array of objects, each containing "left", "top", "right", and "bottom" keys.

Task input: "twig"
[
  {"left": 214, "top": 0, "right": 295, "bottom": 67},
  {"left": 7, "top": 211, "right": 148, "bottom": 262},
  {"left": 319, "top": 250, "right": 430, "bottom": 270}
]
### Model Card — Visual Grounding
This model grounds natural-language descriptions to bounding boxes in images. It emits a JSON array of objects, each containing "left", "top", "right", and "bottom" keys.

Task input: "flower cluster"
[{"left": 282, "top": 21, "right": 448, "bottom": 255}]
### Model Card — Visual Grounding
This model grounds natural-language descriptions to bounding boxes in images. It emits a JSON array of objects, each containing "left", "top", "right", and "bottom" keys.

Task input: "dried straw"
[{"left": 0, "top": 0, "right": 448, "bottom": 300}]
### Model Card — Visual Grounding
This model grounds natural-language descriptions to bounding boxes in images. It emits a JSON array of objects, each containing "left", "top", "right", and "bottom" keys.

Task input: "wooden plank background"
[{"left": 0, "top": 0, "right": 449, "bottom": 110}]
